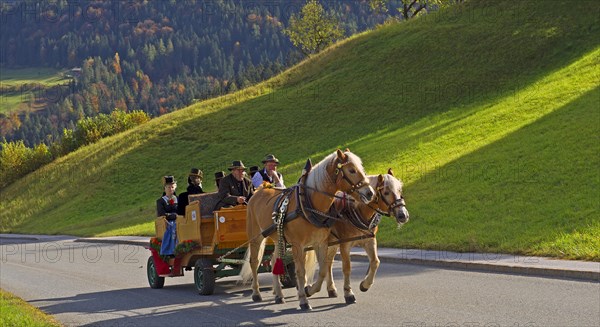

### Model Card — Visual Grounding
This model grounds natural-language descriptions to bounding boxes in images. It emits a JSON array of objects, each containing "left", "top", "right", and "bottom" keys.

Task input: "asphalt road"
[{"left": 1, "top": 238, "right": 598, "bottom": 327}]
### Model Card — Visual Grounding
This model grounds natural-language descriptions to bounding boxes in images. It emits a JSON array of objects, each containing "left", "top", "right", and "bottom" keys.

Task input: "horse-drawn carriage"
[
  {"left": 146, "top": 192, "right": 296, "bottom": 295},
  {"left": 147, "top": 149, "right": 409, "bottom": 310}
]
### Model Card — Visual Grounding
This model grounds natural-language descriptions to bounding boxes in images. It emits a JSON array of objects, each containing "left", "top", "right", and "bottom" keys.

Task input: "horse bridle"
[
  {"left": 370, "top": 183, "right": 406, "bottom": 217},
  {"left": 333, "top": 159, "right": 367, "bottom": 195}
]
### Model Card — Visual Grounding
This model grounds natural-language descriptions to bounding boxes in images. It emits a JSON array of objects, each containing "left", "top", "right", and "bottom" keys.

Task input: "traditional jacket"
[
  {"left": 156, "top": 195, "right": 178, "bottom": 255},
  {"left": 177, "top": 183, "right": 205, "bottom": 215},
  {"left": 156, "top": 195, "right": 178, "bottom": 220},
  {"left": 216, "top": 173, "right": 254, "bottom": 210},
  {"left": 187, "top": 183, "right": 204, "bottom": 195}
]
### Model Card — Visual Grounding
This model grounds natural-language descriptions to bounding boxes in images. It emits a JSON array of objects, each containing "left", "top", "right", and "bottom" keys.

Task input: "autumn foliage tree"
[
  {"left": 0, "top": 109, "right": 150, "bottom": 188},
  {"left": 283, "top": 0, "right": 344, "bottom": 56},
  {"left": 370, "top": 0, "right": 464, "bottom": 20}
]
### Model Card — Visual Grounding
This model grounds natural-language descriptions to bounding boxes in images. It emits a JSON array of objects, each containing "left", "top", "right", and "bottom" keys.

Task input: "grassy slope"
[
  {"left": 0, "top": 289, "right": 62, "bottom": 327},
  {"left": 0, "top": 0, "right": 598, "bottom": 259}
]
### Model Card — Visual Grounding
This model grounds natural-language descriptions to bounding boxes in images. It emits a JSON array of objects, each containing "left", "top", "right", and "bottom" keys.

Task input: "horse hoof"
[
  {"left": 274, "top": 296, "right": 285, "bottom": 304},
  {"left": 345, "top": 295, "right": 356, "bottom": 304},
  {"left": 252, "top": 294, "right": 263, "bottom": 302},
  {"left": 300, "top": 303, "right": 312, "bottom": 311},
  {"left": 304, "top": 286, "right": 312, "bottom": 298},
  {"left": 328, "top": 290, "right": 338, "bottom": 298},
  {"left": 359, "top": 281, "right": 369, "bottom": 292}
]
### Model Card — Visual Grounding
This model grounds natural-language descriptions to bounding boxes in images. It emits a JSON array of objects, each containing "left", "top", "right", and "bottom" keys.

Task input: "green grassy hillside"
[
  {"left": 1, "top": 0, "right": 598, "bottom": 260},
  {"left": 0, "top": 68, "right": 72, "bottom": 114}
]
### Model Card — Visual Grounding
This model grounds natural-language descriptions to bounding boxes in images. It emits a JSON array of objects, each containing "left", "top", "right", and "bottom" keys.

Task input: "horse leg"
[
  {"left": 325, "top": 245, "right": 339, "bottom": 298},
  {"left": 293, "top": 244, "right": 311, "bottom": 310},
  {"left": 306, "top": 242, "right": 329, "bottom": 297},
  {"left": 270, "top": 242, "right": 285, "bottom": 304},
  {"left": 249, "top": 237, "right": 265, "bottom": 302},
  {"left": 339, "top": 242, "right": 356, "bottom": 304},
  {"left": 359, "top": 238, "right": 380, "bottom": 292}
]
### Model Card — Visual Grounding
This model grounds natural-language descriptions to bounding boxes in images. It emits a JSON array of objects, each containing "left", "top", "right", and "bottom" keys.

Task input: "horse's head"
[
  {"left": 373, "top": 169, "right": 409, "bottom": 225},
  {"left": 332, "top": 149, "right": 374, "bottom": 204}
]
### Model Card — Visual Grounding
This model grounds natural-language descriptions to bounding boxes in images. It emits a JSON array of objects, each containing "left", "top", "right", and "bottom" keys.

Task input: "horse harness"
[
  {"left": 328, "top": 183, "right": 407, "bottom": 247},
  {"left": 262, "top": 156, "right": 370, "bottom": 238}
]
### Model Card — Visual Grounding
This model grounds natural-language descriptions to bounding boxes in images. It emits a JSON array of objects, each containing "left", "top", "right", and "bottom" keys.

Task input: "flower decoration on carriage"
[
  {"left": 262, "top": 181, "right": 274, "bottom": 189},
  {"left": 174, "top": 240, "right": 201, "bottom": 257},
  {"left": 149, "top": 237, "right": 162, "bottom": 253}
]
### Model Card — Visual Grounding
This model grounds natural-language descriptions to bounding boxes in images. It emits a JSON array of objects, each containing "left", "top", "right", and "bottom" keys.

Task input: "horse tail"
[
  {"left": 239, "top": 237, "right": 266, "bottom": 284},
  {"left": 304, "top": 249, "right": 317, "bottom": 284},
  {"left": 240, "top": 202, "right": 266, "bottom": 284}
]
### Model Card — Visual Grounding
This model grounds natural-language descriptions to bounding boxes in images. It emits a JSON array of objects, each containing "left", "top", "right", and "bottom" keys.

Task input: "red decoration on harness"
[{"left": 272, "top": 258, "right": 285, "bottom": 275}]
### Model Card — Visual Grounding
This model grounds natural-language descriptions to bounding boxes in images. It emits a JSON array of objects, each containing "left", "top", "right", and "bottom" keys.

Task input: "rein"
[
  {"left": 335, "top": 181, "right": 407, "bottom": 234},
  {"left": 298, "top": 183, "right": 344, "bottom": 227},
  {"left": 367, "top": 183, "right": 407, "bottom": 217},
  {"left": 296, "top": 155, "right": 369, "bottom": 228}
]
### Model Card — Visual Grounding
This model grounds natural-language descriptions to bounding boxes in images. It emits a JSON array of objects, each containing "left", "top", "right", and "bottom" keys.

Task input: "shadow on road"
[{"left": 28, "top": 261, "right": 430, "bottom": 326}]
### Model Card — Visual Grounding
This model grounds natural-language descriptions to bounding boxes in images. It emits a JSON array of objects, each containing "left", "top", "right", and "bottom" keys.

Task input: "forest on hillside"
[{"left": 0, "top": 0, "right": 396, "bottom": 147}]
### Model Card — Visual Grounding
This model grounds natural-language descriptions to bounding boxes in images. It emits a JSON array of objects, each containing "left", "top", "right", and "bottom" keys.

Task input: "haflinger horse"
[
  {"left": 241, "top": 149, "right": 375, "bottom": 310},
  {"left": 305, "top": 169, "right": 409, "bottom": 304}
]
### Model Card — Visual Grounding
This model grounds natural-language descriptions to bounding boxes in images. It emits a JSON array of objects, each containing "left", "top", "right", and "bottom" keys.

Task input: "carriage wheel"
[
  {"left": 281, "top": 261, "right": 297, "bottom": 289},
  {"left": 194, "top": 258, "right": 215, "bottom": 295},
  {"left": 147, "top": 256, "right": 165, "bottom": 289}
]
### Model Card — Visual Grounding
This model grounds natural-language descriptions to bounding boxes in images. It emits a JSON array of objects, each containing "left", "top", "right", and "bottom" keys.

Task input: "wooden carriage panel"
[
  {"left": 200, "top": 217, "right": 216, "bottom": 249},
  {"left": 155, "top": 217, "right": 166, "bottom": 239},
  {"left": 214, "top": 206, "right": 248, "bottom": 250},
  {"left": 176, "top": 201, "right": 201, "bottom": 242}
]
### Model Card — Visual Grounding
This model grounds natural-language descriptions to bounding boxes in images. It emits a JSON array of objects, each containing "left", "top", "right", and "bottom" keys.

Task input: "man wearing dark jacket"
[
  {"left": 215, "top": 160, "right": 254, "bottom": 210},
  {"left": 178, "top": 168, "right": 204, "bottom": 215}
]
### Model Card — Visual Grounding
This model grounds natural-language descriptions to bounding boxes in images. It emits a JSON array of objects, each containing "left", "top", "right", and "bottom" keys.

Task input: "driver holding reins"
[{"left": 215, "top": 160, "right": 254, "bottom": 210}]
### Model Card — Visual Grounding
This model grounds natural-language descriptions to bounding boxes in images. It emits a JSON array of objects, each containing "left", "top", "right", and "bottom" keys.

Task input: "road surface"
[{"left": 1, "top": 237, "right": 598, "bottom": 326}]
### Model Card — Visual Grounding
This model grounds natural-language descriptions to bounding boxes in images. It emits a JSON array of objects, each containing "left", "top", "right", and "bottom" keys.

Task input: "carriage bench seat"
[{"left": 189, "top": 192, "right": 222, "bottom": 218}]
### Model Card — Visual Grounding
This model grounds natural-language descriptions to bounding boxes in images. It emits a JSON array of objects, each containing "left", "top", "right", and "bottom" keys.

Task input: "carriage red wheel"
[{"left": 147, "top": 256, "right": 165, "bottom": 289}]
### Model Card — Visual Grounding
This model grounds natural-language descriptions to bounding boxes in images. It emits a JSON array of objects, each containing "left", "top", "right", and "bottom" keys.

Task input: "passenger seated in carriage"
[
  {"left": 251, "top": 154, "right": 285, "bottom": 188},
  {"left": 214, "top": 171, "right": 225, "bottom": 188},
  {"left": 177, "top": 168, "right": 205, "bottom": 215},
  {"left": 215, "top": 160, "right": 254, "bottom": 210},
  {"left": 156, "top": 176, "right": 178, "bottom": 256},
  {"left": 157, "top": 176, "right": 178, "bottom": 219},
  {"left": 249, "top": 166, "right": 259, "bottom": 178},
  {"left": 187, "top": 168, "right": 205, "bottom": 195}
]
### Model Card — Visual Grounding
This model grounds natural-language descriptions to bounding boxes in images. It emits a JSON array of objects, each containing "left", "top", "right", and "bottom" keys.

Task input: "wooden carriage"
[{"left": 146, "top": 192, "right": 295, "bottom": 295}]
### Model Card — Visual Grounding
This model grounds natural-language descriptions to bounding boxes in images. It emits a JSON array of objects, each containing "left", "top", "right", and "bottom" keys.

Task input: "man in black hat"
[
  {"left": 252, "top": 154, "right": 285, "bottom": 188},
  {"left": 215, "top": 160, "right": 254, "bottom": 210}
]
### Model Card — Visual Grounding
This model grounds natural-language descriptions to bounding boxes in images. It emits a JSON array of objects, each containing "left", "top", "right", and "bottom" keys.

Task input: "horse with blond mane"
[
  {"left": 305, "top": 169, "right": 409, "bottom": 304},
  {"left": 241, "top": 149, "right": 375, "bottom": 310}
]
